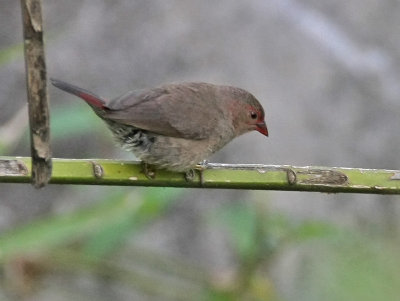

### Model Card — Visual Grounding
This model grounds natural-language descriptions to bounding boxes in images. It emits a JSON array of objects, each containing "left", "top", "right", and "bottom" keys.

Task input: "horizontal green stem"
[{"left": 1, "top": 157, "right": 400, "bottom": 193}]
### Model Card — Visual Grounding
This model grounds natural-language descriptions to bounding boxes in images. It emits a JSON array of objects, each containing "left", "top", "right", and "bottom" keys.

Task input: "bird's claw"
[
  {"left": 142, "top": 162, "right": 156, "bottom": 179},
  {"left": 184, "top": 160, "right": 209, "bottom": 186},
  {"left": 196, "top": 160, "right": 209, "bottom": 170},
  {"left": 184, "top": 169, "right": 196, "bottom": 182}
]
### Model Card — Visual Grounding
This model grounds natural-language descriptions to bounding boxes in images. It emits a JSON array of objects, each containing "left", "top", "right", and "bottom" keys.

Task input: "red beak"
[{"left": 256, "top": 121, "right": 268, "bottom": 137}]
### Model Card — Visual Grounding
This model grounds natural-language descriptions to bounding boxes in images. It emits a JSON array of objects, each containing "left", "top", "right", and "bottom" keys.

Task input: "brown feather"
[{"left": 103, "top": 83, "right": 223, "bottom": 140}]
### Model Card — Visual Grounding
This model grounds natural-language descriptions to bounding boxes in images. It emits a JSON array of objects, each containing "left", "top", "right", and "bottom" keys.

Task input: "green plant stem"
[{"left": 1, "top": 157, "right": 400, "bottom": 193}]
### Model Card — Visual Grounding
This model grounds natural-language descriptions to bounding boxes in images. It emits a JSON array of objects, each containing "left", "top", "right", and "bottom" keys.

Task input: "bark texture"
[{"left": 20, "top": 0, "right": 52, "bottom": 188}]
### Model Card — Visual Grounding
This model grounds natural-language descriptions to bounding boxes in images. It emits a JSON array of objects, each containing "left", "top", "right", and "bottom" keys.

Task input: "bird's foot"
[
  {"left": 184, "top": 169, "right": 196, "bottom": 182},
  {"left": 197, "top": 160, "right": 209, "bottom": 170},
  {"left": 184, "top": 160, "right": 209, "bottom": 185},
  {"left": 142, "top": 162, "right": 156, "bottom": 179}
]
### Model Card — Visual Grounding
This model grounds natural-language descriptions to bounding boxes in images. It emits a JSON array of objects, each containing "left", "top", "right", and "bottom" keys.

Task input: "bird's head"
[{"left": 223, "top": 87, "right": 268, "bottom": 137}]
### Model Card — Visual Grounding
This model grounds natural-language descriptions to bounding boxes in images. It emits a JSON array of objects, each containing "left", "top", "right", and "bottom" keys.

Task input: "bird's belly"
[
  {"left": 106, "top": 122, "right": 217, "bottom": 171},
  {"left": 138, "top": 135, "right": 215, "bottom": 172}
]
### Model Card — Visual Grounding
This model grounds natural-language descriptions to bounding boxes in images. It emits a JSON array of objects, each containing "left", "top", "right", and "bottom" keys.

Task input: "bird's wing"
[{"left": 103, "top": 83, "right": 221, "bottom": 140}]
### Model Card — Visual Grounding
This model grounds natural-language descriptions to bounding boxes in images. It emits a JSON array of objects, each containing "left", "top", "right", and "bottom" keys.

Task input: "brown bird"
[{"left": 51, "top": 79, "right": 268, "bottom": 176}]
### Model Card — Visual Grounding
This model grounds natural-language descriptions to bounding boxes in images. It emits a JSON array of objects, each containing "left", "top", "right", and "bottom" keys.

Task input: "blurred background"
[{"left": 1, "top": 0, "right": 400, "bottom": 300}]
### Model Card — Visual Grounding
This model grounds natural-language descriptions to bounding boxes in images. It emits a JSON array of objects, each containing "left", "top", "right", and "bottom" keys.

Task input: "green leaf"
[
  {"left": 82, "top": 188, "right": 182, "bottom": 258},
  {"left": 293, "top": 220, "right": 341, "bottom": 242},
  {"left": 0, "top": 188, "right": 182, "bottom": 261},
  {"left": 0, "top": 189, "right": 129, "bottom": 260}
]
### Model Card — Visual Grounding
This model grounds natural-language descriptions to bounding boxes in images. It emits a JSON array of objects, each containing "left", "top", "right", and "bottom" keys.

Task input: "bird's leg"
[
  {"left": 196, "top": 160, "right": 208, "bottom": 186},
  {"left": 142, "top": 162, "right": 156, "bottom": 179}
]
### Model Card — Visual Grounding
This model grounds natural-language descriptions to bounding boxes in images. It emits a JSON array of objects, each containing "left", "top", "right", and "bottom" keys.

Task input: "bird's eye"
[{"left": 250, "top": 112, "right": 258, "bottom": 119}]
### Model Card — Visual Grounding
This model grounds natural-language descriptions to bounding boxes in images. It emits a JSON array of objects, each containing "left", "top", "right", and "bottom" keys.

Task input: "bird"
[{"left": 50, "top": 78, "right": 268, "bottom": 178}]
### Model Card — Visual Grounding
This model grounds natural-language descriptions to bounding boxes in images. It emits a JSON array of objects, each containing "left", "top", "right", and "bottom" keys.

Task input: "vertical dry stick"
[{"left": 20, "top": 0, "right": 52, "bottom": 188}]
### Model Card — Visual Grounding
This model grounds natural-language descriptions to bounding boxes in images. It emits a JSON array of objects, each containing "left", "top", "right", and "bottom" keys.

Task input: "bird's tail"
[{"left": 50, "top": 78, "right": 106, "bottom": 109}]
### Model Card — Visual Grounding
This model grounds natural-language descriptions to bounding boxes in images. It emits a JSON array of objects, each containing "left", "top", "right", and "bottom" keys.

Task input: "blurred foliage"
[
  {"left": 50, "top": 104, "right": 103, "bottom": 140},
  {"left": 212, "top": 201, "right": 400, "bottom": 301},
  {"left": 0, "top": 42, "right": 109, "bottom": 155},
  {"left": 0, "top": 188, "right": 181, "bottom": 261},
  {"left": 2, "top": 2, "right": 400, "bottom": 300},
  {"left": 299, "top": 233, "right": 400, "bottom": 301},
  {"left": 0, "top": 44, "right": 24, "bottom": 154},
  {"left": 0, "top": 42, "right": 104, "bottom": 155},
  {"left": 1, "top": 38, "right": 399, "bottom": 301},
  {"left": 214, "top": 201, "right": 339, "bottom": 265},
  {"left": 0, "top": 43, "right": 22, "bottom": 66},
  {"left": 1, "top": 188, "right": 400, "bottom": 300},
  {"left": 0, "top": 102, "right": 103, "bottom": 155}
]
